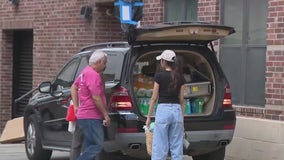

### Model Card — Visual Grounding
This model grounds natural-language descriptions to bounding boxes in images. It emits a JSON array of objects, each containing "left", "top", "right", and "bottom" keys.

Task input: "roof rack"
[{"left": 80, "top": 42, "right": 129, "bottom": 52}]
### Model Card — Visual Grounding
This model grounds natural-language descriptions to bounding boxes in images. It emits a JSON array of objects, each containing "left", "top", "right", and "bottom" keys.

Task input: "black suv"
[{"left": 23, "top": 22, "right": 236, "bottom": 160}]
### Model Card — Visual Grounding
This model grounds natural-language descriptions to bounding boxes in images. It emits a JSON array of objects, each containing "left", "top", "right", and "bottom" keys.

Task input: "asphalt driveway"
[{"left": 0, "top": 143, "right": 193, "bottom": 160}]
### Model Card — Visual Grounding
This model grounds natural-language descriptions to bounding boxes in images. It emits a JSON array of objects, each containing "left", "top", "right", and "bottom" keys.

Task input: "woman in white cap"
[{"left": 146, "top": 50, "right": 186, "bottom": 160}]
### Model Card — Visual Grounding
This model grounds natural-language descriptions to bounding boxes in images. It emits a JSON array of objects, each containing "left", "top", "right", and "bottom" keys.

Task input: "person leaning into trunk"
[
  {"left": 71, "top": 50, "right": 111, "bottom": 160},
  {"left": 146, "top": 50, "right": 186, "bottom": 160}
]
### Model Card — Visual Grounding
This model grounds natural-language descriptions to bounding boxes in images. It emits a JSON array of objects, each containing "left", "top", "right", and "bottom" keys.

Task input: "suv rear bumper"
[
  {"left": 185, "top": 129, "right": 234, "bottom": 155},
  {"left": 114, "top": 129, "right": 234, "bottom": 156},
  {"left": 114, "top": 132, "right": 149, "bottom": 159},
  {"left": 186, "top": 129, "right": 234, "bottom": 143}
]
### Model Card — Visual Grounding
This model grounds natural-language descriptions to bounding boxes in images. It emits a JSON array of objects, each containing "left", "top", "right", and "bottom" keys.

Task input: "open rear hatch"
[
  {"left": 130, "top": 22, "right": 235, "bottom": 117},
  {"left": 128, "top": 22, "right": 235, "bottom": 44}
]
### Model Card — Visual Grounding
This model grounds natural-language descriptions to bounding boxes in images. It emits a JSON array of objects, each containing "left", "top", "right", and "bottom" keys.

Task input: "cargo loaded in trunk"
[{"left": 133, "top": 49, "right": 215, "bottom": 117}]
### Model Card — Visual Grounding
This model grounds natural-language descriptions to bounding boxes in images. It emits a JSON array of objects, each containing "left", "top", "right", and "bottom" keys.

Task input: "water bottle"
[
  {"left": 186, "top": 99, "right": 191, "bottom": 114},
  {"left": 139, "top": 98, "right": 145, "bottom": 114},
  {"left": 184, "top": 100, "right": 188, "bottom": 114},
  {"left": 192, "top": 99, "right": 197, "bottom": 113},
  {"left": 144, "top": 98, "right": 150, "bottom": 115},
  {"left": 196, "top": 98, "right": 204, "bottom": 113}
]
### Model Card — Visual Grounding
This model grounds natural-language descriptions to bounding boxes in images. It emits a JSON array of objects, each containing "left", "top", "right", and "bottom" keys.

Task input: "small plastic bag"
[
  {"left": 183, "top": 132, "right": 190, "bottom": 149},
  {"left": 66, "top": 104, "right": 76, "bottom": 121},
  {"left": 68, "top": 121, "right": 76, "bottom": 133}
]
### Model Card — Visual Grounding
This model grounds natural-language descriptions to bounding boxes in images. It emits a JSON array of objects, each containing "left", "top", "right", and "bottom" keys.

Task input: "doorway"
[{"left": 12, "top": 30, "right": 33, "bottom": 118}]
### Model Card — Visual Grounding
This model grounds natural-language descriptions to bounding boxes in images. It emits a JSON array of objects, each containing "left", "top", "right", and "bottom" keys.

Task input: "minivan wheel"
[
  {"left": 192, "top": 147, "right": 225, "bottom": 160},
  {"left": 25, "top": 115, "right": 52, "bottom": 160}
]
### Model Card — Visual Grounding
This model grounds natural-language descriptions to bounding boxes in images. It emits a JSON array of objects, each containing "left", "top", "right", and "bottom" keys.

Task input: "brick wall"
[
  {"left": 266, "top": 0, "right": 284, "bottom": 106},
  {"left": 198, "top": 0, "right": 220, "bottom": 46},
  {"left": 1, "top": 0, "right": 123, "bottom": 86},
  {"left": 141, "top": 0, "right": 221, "bottom": 25},
  {"left": 0, "top": 31, "right": 13, "bottom": 131},
  {"left": 233, "top": 0, "right": 284, "bottom": 121},
  {"left": 0, "top": 0, "right": 124, "bottom": 132},
  {"left": 142, "top": 0, "right": 163, "bottom": 25},
  {"left": 198, "top": 0, "right": 220, "bottom": 23},
  {"left": 234, "top": 105, "right": 284, "bottom": 121},
  {"left": 1, "top": 0, "right": 284, "bottom": 133}
]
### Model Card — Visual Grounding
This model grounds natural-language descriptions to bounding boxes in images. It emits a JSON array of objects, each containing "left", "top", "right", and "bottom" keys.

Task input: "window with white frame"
[{"left": 164, "top": 0, "right": 198, "bottom": 22}]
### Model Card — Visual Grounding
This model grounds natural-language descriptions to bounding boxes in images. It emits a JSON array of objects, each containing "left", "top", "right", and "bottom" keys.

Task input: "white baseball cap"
[{"left": 156, "top": 50, "right": 176, "bottom": 62}]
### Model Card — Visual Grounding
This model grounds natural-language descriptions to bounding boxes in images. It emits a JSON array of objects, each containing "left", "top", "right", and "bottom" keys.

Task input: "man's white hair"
[{"left": 89, "top": 50, "right": 107, "bottom": 65}]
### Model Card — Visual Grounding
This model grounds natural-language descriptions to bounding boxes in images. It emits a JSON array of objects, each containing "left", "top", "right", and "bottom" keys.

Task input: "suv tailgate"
[{"left": 131, "top": 22, "right": 235, "bottom": 44}]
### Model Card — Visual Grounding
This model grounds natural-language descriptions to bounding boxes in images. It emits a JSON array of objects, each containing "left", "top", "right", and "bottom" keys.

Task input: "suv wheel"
[
  {"left": 192, "top": 147, "right": 225, "bottom": 160},
  {"left": 25, "top": 114, "right": 52, "bottom": 160}
]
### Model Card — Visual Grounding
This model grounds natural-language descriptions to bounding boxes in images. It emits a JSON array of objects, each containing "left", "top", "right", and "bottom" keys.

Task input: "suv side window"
[
  {"left": 103, "top": 50, "right": 125, "bottom": 81},
  {"left": 73, "top": 50, "right": 125, "bottom": 83},
  {"left": 75, "top": 55, "right": 89, "bottom": 78},
  {"left": 53, "top": 58, "right": 79, "bottom": 91}
]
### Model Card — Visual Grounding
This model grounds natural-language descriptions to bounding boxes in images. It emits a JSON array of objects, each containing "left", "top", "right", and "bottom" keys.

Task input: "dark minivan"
[{"left": 23, "top": 22, "right": 236, "bottom": 160}]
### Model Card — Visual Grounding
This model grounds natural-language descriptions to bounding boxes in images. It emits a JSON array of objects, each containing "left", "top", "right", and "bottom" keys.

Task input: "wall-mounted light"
[
  {"left": 80, "top": 6, "right": 93, "bottom": 20},
  {"left": 114, "top": 0, "right": 143, "bottom": 25},
  {"left": 9, "top": 0, "right": 19, "bottom": 5}
]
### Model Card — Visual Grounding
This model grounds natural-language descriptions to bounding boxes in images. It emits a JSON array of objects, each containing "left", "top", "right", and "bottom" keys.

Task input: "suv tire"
[
  {"left": 192, "top": 147, "right": 225, "bottom": 160},
  {"left": 25, "top": 114, "right": 52, "bottom": 160}
]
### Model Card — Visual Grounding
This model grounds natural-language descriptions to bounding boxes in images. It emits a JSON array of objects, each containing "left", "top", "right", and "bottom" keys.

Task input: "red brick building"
[
  {"left": 0, "top": 0, "right": 124, "bottom": 132},
  {"left": 0, "top": 0, "right": 283, "bottom": 133}
]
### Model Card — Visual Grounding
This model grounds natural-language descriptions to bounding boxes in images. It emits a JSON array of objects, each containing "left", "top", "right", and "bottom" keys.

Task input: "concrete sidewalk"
[
  {"left": 0, "top": 143, "right": 69, "bottom": 160},
  {"left": 0, "top": 143, "right": 26, "bottom": 158},
  {"left": 2, "top": 116, "right": 283, "bottom": 160},
  {"left": 0, "top": 143, "right": 192, "bottom": 160},
  {"left": 226, "top": 116, "right": 284, "bottom": 160}
]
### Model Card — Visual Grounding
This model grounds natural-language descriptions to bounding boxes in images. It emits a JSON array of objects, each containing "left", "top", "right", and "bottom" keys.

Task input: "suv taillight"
[
  {"left": 60, "top": 95, "right": 71, "bottom": 104},
  {"left": 110, "top": 87, "right": 133, "bottom": 111},
  {"left": 222, "top": 84, "right": 232, "bottom": 108}
]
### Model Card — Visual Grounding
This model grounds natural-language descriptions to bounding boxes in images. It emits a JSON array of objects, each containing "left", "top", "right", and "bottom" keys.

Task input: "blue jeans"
[
  {"left": 77, "top": 119, "right": 104, "bottom": 160},
  {"left": 70, "top": 122, "right": 83, "bottom": 160},
  {"left": 152, "top": 103, "right": 184, "bottom": 160}
]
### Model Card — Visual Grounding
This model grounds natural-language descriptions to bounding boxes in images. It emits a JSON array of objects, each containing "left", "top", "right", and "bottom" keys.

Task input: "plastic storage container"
[{"left": 184, "top": 81, "right": 211, "bottom": 98}]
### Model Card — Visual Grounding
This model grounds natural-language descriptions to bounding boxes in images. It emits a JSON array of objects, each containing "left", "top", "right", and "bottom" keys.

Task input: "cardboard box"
[{"left": 0, "top": 117, "right": 24, "bottom": 143}]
